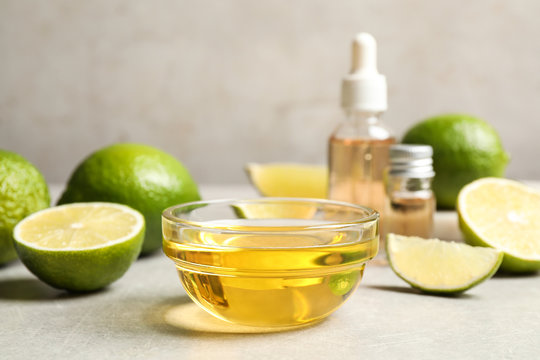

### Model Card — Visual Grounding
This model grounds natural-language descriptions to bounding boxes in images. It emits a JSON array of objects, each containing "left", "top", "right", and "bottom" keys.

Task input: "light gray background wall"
[{"left": 1, "top": 0, "right": 539, "bottom": 184}]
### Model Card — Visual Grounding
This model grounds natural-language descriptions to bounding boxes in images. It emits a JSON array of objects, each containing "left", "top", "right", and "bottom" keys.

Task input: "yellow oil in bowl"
[{"left": 163, "top": 199, "right": 379, "bottom": 328}]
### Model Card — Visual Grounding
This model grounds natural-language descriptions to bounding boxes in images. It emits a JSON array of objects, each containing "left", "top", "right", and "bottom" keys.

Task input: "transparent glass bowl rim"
[{"left": 162, "top": 197, "right": 379, "bottom": 237}]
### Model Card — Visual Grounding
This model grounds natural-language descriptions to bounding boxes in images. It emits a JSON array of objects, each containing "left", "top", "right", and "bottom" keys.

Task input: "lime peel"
[
  {"left": 387, "top": 234, "right": 503, "bottom": 294},
  {"left": 0, "top": 149, "right": 50, "bottom": 264}
]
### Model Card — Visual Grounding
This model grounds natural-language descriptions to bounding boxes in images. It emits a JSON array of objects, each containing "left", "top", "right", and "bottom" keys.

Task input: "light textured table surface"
[{"left": 2, "top": 185, "right": 539, "bottom": 360}]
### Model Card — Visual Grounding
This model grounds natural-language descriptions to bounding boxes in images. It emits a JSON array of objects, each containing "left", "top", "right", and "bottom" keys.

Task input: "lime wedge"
[
  {"left": 13, "top": 202, "right": 145, "bottom": 292},
  {"left": 458, "top": 177, "right": 540, "bottom": 273},
  {"left": 232, "top": 201, "right": 317, "bottom": 220},
  {"left": 387, "top": 234, "right": 502, "bottom": 294},
  {"left": 245, "top": 163, "right": 327, "bottom": 198}
]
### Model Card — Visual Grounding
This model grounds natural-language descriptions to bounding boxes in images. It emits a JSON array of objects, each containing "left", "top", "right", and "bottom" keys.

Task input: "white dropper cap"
[{"left": 341, "top": 33, "right": 387, "bottom": 112}]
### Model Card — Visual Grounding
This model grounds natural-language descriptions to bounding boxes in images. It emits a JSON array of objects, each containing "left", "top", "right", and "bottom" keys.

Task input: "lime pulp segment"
[{"left": 14, "top": 202, "right": 144, "bottom": 250}]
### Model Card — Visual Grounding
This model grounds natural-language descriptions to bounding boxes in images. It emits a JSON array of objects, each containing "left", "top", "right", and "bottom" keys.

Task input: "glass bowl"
[{"left": 162, "top": 198, "right": 379, "bottom": 328}]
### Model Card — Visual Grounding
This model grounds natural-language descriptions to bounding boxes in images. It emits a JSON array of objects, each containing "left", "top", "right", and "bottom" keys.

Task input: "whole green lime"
[
  {"left": 58, "top": 143, "right": 201, "bottom": 254},
  {"left": 402, "top": 114, "right": 509, "bottom": 208},
  {"left": 0, "top": 150, "right": 50, "bottom": 265}
]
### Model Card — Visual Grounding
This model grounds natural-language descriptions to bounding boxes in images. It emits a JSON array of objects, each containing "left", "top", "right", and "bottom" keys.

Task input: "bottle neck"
[
  {"left": 334, "top": 107, "right": 392, "bottom": 141},
  {"left": 343, "top": 108, "right": 383, "bottom": 124}
]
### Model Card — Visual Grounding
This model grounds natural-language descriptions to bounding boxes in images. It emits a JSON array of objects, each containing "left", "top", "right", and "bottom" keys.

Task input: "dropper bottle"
[{"left": 328, "top": 33, "right": 396, "bottom": 241}]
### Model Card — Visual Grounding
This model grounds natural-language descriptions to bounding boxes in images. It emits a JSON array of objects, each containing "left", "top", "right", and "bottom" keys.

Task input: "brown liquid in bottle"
[
  {"left": 329, "top": 136, "right": 395, "bottom": 263},
  {"left": 385, "top": 194, "right": 435, "bottom": 238},
  {"left": 328, "top": 136, "right": 396, "bottom": 215}
]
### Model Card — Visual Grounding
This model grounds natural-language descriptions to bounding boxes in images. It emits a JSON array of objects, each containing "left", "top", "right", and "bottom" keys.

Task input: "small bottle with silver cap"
[{"left": 383, "top": 144, "right": 436, "bottom": 239}]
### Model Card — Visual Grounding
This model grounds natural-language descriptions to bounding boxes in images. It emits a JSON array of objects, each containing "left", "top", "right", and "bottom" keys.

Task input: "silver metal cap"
[{"left": 389, "top": 144, "right": 435, "bottom": 178}]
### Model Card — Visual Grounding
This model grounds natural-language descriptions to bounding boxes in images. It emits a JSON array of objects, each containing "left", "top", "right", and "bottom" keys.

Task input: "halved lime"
[
  {"left": 13, "top": 202, "right": 145, "bottom": 292},
  {"left": 387, "top": 234, "right": 502, "bottom": 294},
  {"left": 245, "top": 163, "right": 327, "bottom": 198},
  {"left": 458, "top": 177, "right": 540, "bottom": 273}
]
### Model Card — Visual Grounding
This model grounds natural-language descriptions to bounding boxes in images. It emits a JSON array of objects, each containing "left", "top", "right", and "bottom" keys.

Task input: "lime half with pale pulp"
[
  {"left": 13, "top": 202, "right": 145, "bottom": 292},
  {"left": 458, "top": 177, "right": 540, "bottom": 273}
]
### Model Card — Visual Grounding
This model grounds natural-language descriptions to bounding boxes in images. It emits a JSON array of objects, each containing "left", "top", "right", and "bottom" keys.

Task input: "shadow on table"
[
  {"left": 367, "top": 285, "right": 476, "bottom": 299},
  {"left": 146, "top": 295, "right": 324, "bottom": 337},
  {"left": 0, "top": 278, "right": 107, "bottom": 301},
  {"left": 493, "top": 271, "right": 538, "bottom": 278}
]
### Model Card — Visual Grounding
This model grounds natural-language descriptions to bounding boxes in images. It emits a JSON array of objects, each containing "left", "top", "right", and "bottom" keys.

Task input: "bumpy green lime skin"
[
  {"left": 14, "top": 223, "right": 144, "bottom": 292},
  {"left": 0, "top": 150, "right": 50, "bottom": 265},
  {"left": 402, "top": 114, "right": 509, "bottom": 209},
  {"left": 58, "top": 143, "right": 200, "bottom": 254},
  {"left": 457, "top": 210, "right": 540, "bottom": 274}
]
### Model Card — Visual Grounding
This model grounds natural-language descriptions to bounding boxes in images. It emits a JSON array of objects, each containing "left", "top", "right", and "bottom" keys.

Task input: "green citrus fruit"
[
  {"left": 387, "top": 234, "right": 502, "bottom": 294},
  {"left": 245, "top": 163, "right": 328, "bottom": 198},
  {"left": 58, "top": 143, "right": 200, "bottom": 254},
  {"left": 232, "top": 201, "right": 318, "bottom": 219},
  {"left": 0, "top": 150, "right": 50, "bottom": 265},
  {"left": 328, "top": 270, "right": 361, "bottom": 296},
  {"left": 458, "top": 178, "right": 540, "bottom": 273},
  {"left": 13, "top": 202, "right": 145, "bottom": 292},
  {"left": 402, "top": 114, "right": 509, "bottom": 208}
]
